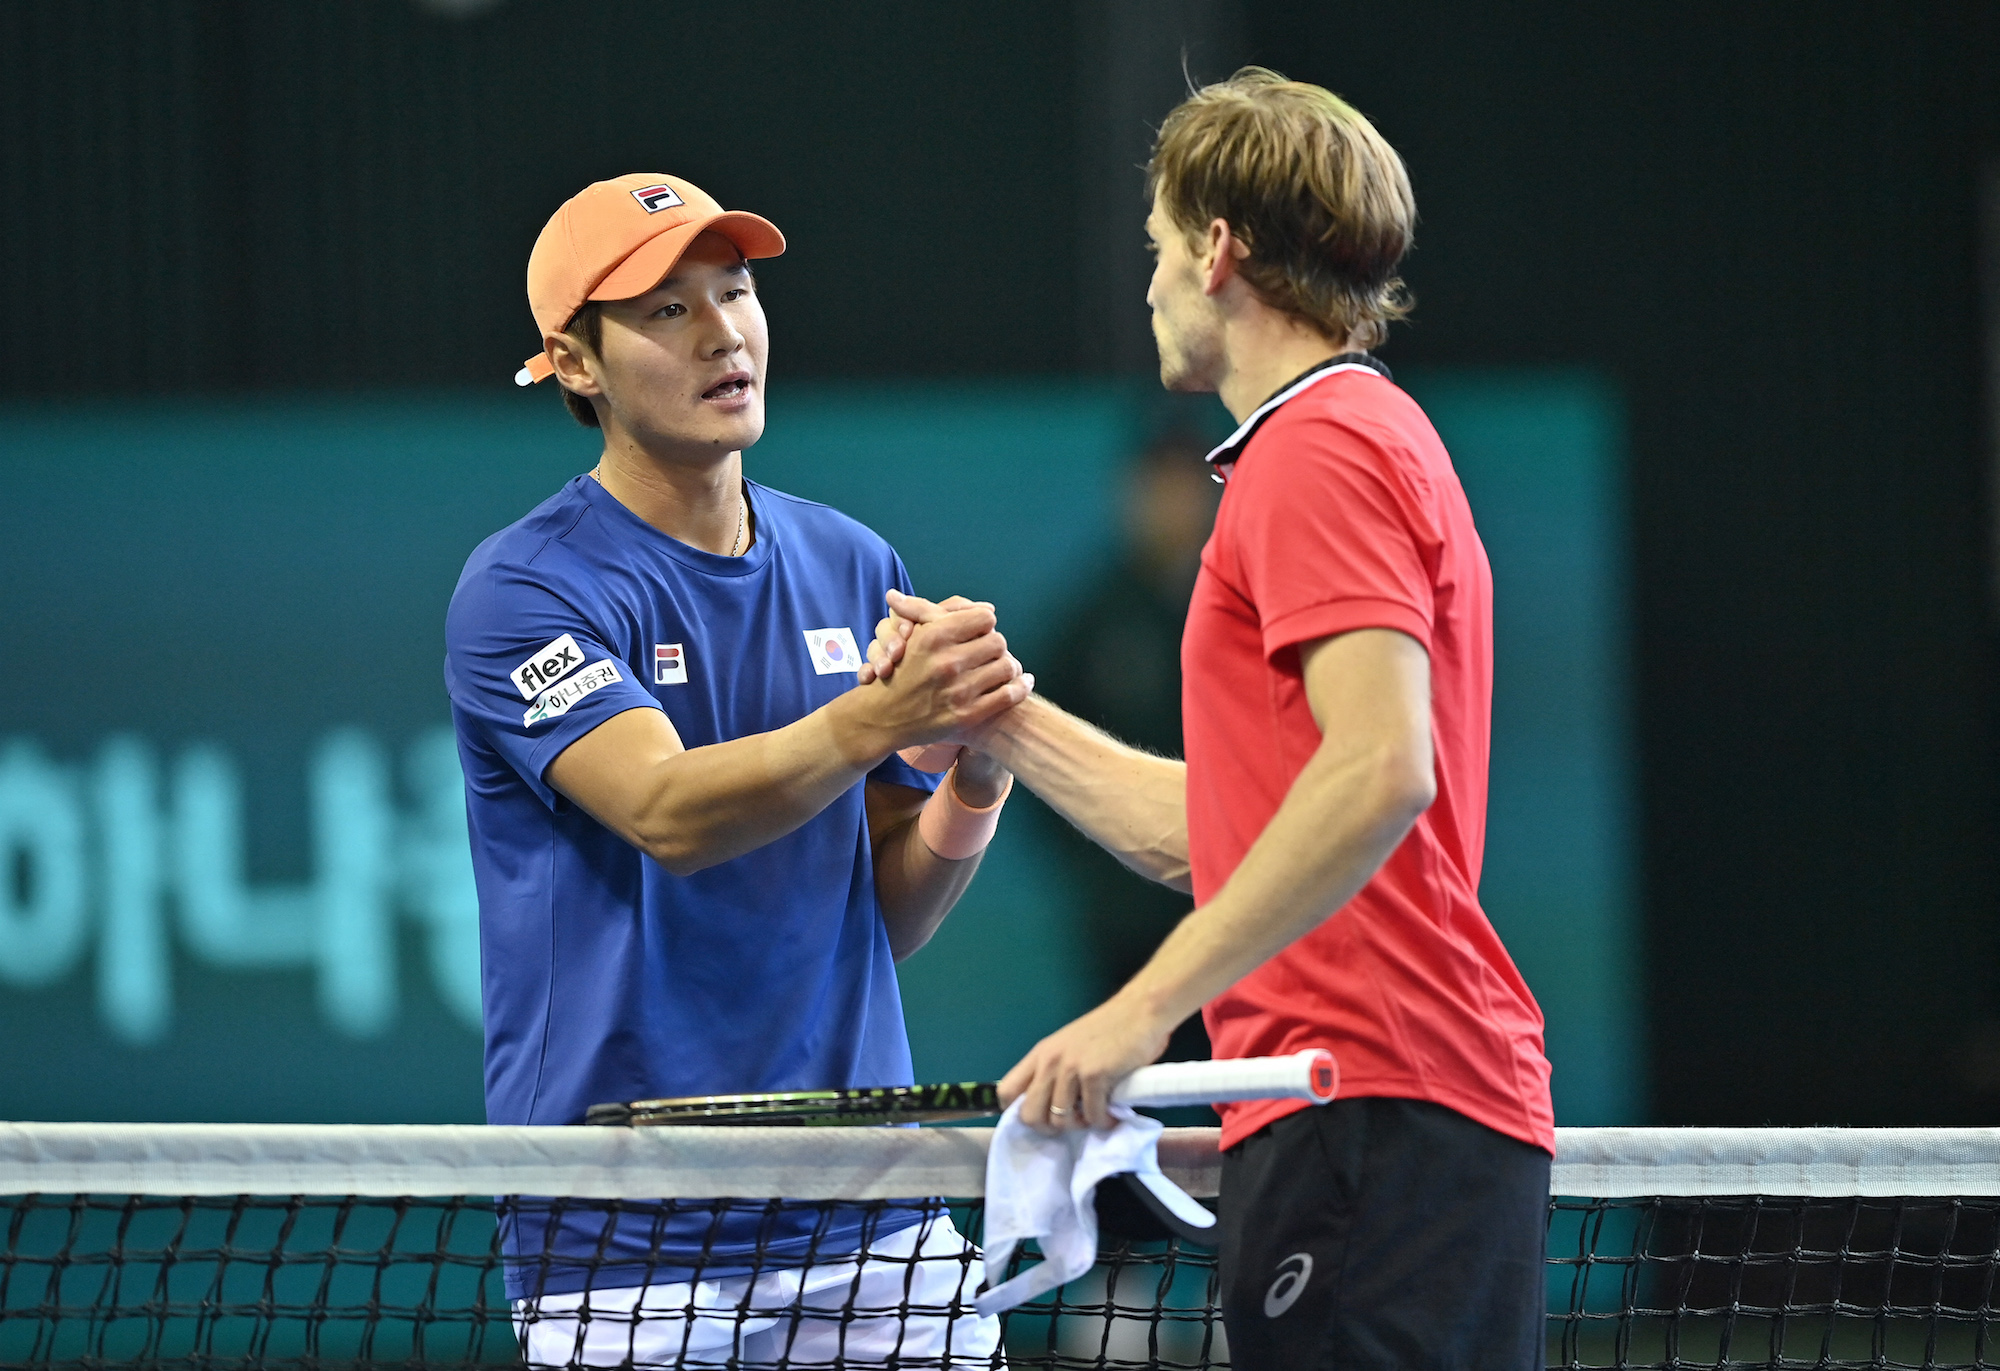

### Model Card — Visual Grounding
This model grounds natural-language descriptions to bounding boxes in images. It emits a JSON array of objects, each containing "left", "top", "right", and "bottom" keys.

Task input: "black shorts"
[{"left": 1217, "top": 1096, "right": 1550, "bottom": 1371}]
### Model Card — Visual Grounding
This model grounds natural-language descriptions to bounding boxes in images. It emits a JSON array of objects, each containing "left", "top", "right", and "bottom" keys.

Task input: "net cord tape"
[{"left": 7, "top": 1124, "right": 2000, "bottom": 1199}]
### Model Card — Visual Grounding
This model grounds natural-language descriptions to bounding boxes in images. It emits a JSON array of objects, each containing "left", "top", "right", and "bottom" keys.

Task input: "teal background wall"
[{"left": 0, "top": 375, "right": 1634, "bottom": 1125}]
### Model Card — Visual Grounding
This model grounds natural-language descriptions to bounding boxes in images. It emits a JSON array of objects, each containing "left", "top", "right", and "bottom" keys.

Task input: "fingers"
[
  {"left": 866, "top": 612, "right": 918, "bottom": 683},
  {"left": 924, "top": 658, "right": 1031, "bottom": 746},
  {"left": 875, "top": 592, "right": 993, "bottom": 681},
  {"left": 865, "top": 616, "right": 904, "bottom": 682},
  {"left": 997, "top": 1056, "right": 1032, "bottom": 1108},
  {"left": 947, "top": 657, "right": 1026, "bottom": 726},
  {"left": 960, "top": 650, "right": 1023, "bottom": 693},
  {"left": 1076, "top": 1069, "right": 1113, "bottom": 1131},
  {"left": 884, "top": 588, "right": 951, "bottom": 623},
  {"left": 892, "top": 615, "right": 1007, "bottom": 703},
  {"left": 916, "top": 604, "right": 999, "bottom": 646},
  {"left": 869, "top": 591, "right": 943, "bottom": 685},
  {"left": 1001, "top": 1045, "right": 1082, "bottom": 1133}
]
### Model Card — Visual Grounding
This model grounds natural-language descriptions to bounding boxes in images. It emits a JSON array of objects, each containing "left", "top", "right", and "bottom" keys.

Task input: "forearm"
[
  {"left": 979, "top": 694, "right": 1192, "bottom": 890},
  {"left": 872, "top": 816, "right": 985, "bottom": 960},
  {"left": 1115, "top": 736, "right": 1431, "bottom": 1030},
  {"left": 870, "top": 756, "right": 1010, "bottom": 958},
  {"left": 992, "top": 628, "right": 1435, "bottom": 1130},
  {"left": 618, "top": 693, "right": 891, "bottom": 875}
]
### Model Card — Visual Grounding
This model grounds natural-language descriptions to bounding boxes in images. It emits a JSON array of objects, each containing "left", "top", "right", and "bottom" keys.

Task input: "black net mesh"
[
  {"left": 6, "top": 1190, "right": 2000, "bottom": 1368},
  {"left": 0, "top": 1193, "right": 1221, "bottom": 1370},
  {"left": 1548, "top": 1195, "right": 2000, "bottom": 1370}
]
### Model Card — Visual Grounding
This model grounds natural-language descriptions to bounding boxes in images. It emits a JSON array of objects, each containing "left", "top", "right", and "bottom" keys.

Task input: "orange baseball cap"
[{"left": 515, "top": 173, "right": 786, "bottom": 386}]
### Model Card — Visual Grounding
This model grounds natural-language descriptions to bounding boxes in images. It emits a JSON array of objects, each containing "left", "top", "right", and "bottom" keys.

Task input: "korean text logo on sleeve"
[
  {"left": 524, "top": 660, "right": 623, "bottom": 727},
  {"left": 510, "top": 634, "right": 586, "bottom": 700}
]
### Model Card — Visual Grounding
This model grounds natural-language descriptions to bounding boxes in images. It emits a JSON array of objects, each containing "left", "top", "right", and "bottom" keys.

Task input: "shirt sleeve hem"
[
  {"left": 1261, "top": 597, "right": 1432, "bottom": 661},
  {"left": 523, "top": 700, "right": 666, "bottom": 806},
  {"left": 868, "top": 754, "right": 945, "bottom": 795}
]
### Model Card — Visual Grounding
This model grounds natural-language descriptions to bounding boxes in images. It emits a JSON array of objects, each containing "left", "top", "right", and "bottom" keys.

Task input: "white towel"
[{"left": 975, "top": 1100, "right": 1216, "bottom": 1316}]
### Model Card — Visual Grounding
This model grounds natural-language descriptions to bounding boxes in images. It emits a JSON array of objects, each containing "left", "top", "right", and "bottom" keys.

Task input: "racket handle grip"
[{"left": 1111, "top": 1049, "right": 1339, "bottom": 1109}]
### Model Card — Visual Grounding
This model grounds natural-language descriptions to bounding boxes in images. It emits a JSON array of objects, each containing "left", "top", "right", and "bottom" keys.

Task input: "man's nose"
[{"left": 701, "top": 303, "right": 745, "bottom": 355}]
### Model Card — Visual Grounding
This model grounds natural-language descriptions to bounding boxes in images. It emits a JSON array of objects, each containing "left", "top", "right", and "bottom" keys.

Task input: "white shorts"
[{"left": 512, "top": 1210, "right": 1000, "bottom": 1368}]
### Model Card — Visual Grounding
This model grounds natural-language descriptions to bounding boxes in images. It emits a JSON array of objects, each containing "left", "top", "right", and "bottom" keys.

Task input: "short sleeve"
[
  {"left": 445, "top": 564, "right": 663, "bottom": 809},
  {"left": 861, "top": 549, "right": 942, "bottom": 796},
  {"left": 1232, "top": 413, "right": 1436, "bottom": 660}
]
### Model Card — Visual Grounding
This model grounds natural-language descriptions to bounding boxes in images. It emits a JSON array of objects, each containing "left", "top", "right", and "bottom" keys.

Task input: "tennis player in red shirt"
[{"left": 866, "top": 68, "right": 1554, "bottom": 1368}]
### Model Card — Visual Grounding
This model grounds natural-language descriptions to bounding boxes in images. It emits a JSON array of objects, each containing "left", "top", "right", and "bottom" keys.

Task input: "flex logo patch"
[
  {"left": 523, "top": 659, "right": 623, "bottom": 727},
  {"left": 804, "top": 627, "right": 862, "bottom": 675},
  {"left": 630, "top": 183, "right": 685, "bottom": 213},
  {"left": 1264, "top": 1253, "right": 1313, "bottom": 1319},
  {"left": 510, "top": 634, "right": 584, "bottom": 701},
  {"left": 654, "top": 643, "right": 687, "bottom": 685}
]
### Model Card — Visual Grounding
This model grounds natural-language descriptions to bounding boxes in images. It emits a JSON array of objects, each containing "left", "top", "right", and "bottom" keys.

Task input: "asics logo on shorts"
[{"left": 1264, "top": 1252, "right": 1313, "bottom": 1318}]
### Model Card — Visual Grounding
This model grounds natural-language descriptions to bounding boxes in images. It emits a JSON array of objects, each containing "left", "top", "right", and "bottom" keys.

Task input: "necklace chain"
[{"left": 591, "top": 466, "right": 746, "bottom": 556}]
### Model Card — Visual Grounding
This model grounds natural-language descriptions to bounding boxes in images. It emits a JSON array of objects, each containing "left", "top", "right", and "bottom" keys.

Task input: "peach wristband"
[{"left": 916, "top": 770, "right": 1013, "bottom": 860}]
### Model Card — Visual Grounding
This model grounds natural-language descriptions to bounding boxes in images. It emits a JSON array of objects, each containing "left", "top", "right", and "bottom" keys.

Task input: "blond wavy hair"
[{"left": 1148, "top": 68, "right": 1415, "bottom": 349}]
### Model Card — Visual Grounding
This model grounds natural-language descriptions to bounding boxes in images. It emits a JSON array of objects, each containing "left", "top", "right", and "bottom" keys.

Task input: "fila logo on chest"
[{"left": 654, "top": 643, "right": 688, "bottom": 685}]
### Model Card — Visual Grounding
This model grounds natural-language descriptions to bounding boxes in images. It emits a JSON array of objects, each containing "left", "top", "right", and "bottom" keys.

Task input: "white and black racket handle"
[{"left": 1110, "top": 1048, "right": 1339, "bottom": 1110}]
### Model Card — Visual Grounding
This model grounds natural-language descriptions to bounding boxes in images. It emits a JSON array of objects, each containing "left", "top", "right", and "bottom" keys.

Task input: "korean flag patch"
[{"left": 804, "top": 627, "right": 862, "bottom": 675}]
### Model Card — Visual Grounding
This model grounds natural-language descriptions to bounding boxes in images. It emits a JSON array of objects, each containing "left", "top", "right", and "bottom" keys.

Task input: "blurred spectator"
[{"left": 1035, "top": 431, "right": 1220, "bottom": 1064}]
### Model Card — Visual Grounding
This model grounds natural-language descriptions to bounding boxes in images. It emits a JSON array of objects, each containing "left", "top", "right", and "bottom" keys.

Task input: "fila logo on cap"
[
  {"left": 631, "top": 183, "right": 685, "bottom": 214},
  {"left": 510, "top": 634, "right": 585, "bottom": 701},
  {"left": 804, "top": 627, "right": 862, "bottom": 675},
  {"left": 654, "top": 643, "right": 688, "bottom": 685}
]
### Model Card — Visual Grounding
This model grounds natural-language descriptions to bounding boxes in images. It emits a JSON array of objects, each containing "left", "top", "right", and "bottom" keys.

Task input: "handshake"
[{"left": 853, "top": 588, "right": 1030, "bottom": 779}]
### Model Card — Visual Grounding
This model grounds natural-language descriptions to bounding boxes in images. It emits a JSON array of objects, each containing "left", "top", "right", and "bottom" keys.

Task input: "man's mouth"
[{"left": 702, "top": 373, "right": 752, "bottom": 401}]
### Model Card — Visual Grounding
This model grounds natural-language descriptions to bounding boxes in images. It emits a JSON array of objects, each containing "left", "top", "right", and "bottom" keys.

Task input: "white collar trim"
[{"left": 1203, "top": 362, "right": 1386, "bottom": 472}]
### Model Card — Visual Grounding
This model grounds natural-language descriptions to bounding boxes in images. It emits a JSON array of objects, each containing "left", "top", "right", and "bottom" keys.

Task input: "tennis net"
[{"left": 6, "top": 1123, "right": 2000, "bottom": 1368}]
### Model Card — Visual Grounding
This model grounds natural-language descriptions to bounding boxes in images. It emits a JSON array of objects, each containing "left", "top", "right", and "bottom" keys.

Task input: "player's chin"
[
  {"left": 1158, "top": 351, "right": 1201, "bottom": 395},
  {"left": 691, "top": 394, "right": 764, "bottom": 447}
]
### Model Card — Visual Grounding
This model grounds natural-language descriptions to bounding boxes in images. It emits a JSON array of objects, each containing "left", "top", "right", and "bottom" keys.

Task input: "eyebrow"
[{"left": 654, "top": 258, "right": 753, "bottom": 292}]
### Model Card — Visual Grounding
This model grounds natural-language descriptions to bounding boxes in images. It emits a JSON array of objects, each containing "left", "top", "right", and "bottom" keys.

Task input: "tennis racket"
[{"left": 583, "top": 1049, "right": 1337, "bottom": 1127}]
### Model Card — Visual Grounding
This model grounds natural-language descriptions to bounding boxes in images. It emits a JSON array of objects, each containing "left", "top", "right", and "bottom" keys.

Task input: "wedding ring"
[{"left": 1049, "top": 1105, "right": 1069, "bottom": 1116}]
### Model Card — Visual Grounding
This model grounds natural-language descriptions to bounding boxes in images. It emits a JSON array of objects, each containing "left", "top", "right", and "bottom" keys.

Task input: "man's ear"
[
  {"left": 547, "top": 333, "right": 601, "bottom": 397},
  {"left": 1200, "top": 217, "right": 1248, "bottom": 297}
]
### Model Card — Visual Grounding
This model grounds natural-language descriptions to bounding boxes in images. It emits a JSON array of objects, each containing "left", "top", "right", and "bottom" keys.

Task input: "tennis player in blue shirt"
[{"left": 445, "top": 174, "right": 1024, "bottom": 1368}]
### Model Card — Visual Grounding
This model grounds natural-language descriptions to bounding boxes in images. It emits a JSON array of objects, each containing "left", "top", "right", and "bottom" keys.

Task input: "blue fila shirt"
[{"left": 444, "top": 473, "right": 940, "bottom": 1297}]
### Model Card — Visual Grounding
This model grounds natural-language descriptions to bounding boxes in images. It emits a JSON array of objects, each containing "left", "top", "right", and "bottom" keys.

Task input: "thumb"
[{"left": 885, "top": 588, "right": 950, "bottom": 623}]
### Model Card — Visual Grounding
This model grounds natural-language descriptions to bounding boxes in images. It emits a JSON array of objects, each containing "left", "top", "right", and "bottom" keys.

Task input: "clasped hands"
[
  {"left": 860, "top": 589, "right": 1176, "bottom": 1133},
  {"left": 851, "top": 590, "right": 1027, "bottom": 804}
]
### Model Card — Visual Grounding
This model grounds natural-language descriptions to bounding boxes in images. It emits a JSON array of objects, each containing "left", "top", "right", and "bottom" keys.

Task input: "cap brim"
[{"left": 589, "top": 211, "right": 786, "bottom": 302}]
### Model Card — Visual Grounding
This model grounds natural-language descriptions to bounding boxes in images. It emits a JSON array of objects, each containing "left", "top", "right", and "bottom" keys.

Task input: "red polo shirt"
[{"left": 1184, "top": 363, "right": 1554, "bottom": 1154}]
